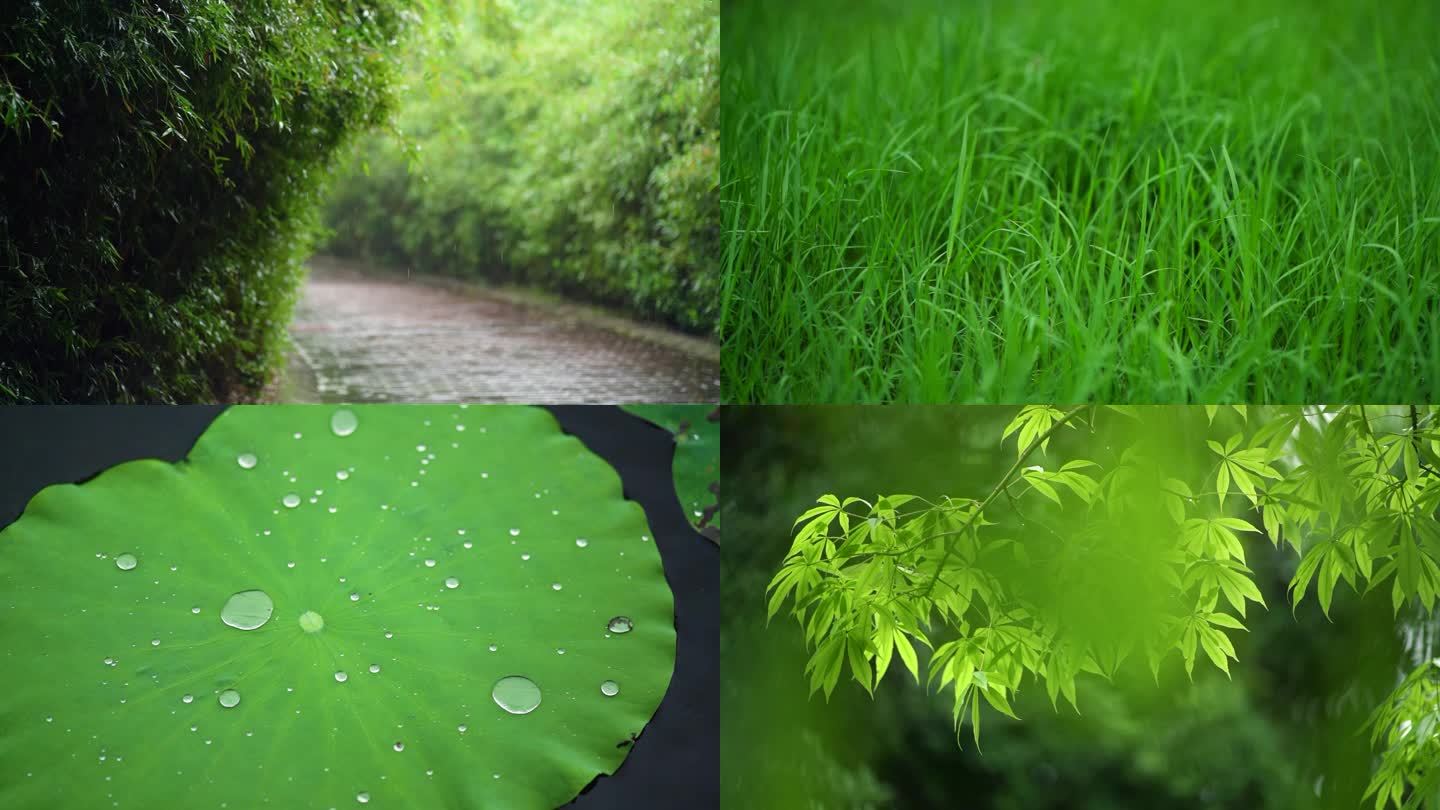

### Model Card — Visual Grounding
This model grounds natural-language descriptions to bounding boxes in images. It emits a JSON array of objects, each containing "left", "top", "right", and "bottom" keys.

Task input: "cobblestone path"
[{"left": 284, "top": 263, "right": 720, "bottom": 403}]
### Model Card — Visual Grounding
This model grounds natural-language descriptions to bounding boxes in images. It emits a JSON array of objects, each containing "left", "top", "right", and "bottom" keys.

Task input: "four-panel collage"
[{"left": 1, "top": 1, "right": 1436, "bottom": 809}]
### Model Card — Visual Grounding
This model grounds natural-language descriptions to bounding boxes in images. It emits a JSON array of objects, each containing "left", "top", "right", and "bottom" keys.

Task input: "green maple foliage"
[{"left": 768, "top": 405, "right": 1440, "bottom": 809}]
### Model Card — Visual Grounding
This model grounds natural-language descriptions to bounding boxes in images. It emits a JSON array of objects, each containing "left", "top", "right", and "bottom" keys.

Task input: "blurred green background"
[{"left": 722, "top": 407, "right": 1413, "bottom": 809}]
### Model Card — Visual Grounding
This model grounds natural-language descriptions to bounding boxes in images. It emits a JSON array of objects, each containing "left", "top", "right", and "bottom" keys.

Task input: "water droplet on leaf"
[
  {"left": 608, "top": 616, "right": 633, "bottom": 634},
  {"left": 600, "top": 680, "right": 620, "bottom": 697},
  {"left": 330, "top": 409, "right": 358, "bottom": 437},
  {"left": 492, "top": 676, "right": 542, "bottom": 715},
  {"left": 237, "top": 453, "right": 257, "bottom": 469},
  {"left": 115, "top": 554, "right": 137, "bottom": 571},
  {"left": 218, "top": 689, "right": 240, "bottom": 708},
  {"left": 221, "top": 590, "right": 274, "bottom": 631}
]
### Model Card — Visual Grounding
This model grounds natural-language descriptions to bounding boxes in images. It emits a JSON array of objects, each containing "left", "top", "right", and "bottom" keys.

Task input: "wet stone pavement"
[{"left": 284, "top": 264, "right": 720, "bottom": 403}]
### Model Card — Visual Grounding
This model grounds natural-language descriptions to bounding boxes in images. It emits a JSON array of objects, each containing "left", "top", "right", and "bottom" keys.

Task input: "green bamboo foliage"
[
  {"left": 323, "top": 0, "right": 719, "bottom": 332},
  {"left": 1, "top": 0, "right": 418, "bottom": 402}
]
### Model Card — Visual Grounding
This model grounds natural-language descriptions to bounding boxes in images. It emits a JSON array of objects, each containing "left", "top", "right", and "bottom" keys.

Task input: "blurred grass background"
[{"left": 722, "top": 406, "right": 1411, "bottom": 808}]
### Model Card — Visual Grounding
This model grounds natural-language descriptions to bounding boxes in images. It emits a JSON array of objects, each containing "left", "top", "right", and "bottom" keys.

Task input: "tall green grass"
[{"left": 722, "top": 0, "right": 1440, "bottom": 402}]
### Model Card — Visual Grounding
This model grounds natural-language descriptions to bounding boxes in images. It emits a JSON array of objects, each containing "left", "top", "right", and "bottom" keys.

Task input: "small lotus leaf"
[{"left": 622, "top": 405, "right": 720, "bottom": 543}]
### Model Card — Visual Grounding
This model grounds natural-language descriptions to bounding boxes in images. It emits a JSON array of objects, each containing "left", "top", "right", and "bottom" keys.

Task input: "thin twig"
[{"left": 921, "top": 406, "right": 1088, "bottom": 598}]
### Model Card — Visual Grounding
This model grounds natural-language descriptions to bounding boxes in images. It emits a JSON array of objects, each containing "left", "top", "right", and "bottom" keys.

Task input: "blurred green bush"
[
  {"left": 322, "top": 0, "right": 719, "bottom": 334},
  {"left": 0, "top": 0, "right": 415, "bottom": 402}
]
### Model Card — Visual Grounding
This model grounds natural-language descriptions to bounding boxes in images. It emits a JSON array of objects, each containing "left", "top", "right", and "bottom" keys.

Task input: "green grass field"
[{"left": 722, "top": 0, "right": 1440, "bottom": 402}]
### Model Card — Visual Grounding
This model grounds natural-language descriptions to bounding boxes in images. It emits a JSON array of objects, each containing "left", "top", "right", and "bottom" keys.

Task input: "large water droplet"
[
  {"left": 299, "top": 610, "right": 324, "bottom": 633},
  {"left": 331, "top": 409, "right": 358, "bottom": 437},
  {"left": 334, "top": 671, "right": 348, "bottom": 683},
  {"left": 115, "top": 553, "right": 138, "bottom": 571},
  {"left": 575, "top": 538, "right": 589, "bottom": 548},
  {"left": 237, "top": 453, "right": 257, "bottom": 469},
  {"left": 221, "top": 590, "right": 274, "bottom": 631},
  {"left": 608, "top": 616, "right": 633, "bottom": 634},
  {"left": 444, "top": 577, "right": 459, "bottom": 589},
  {"left": 492, "top": 676, "right": 542, "bottom": 715},
  {"left": 356, "top": 792, "right": 370, "bottom": 804},
  {"left": 392, "top": 741, "right": 404, "bottom": 752},
  {"left": 600, "top": 680, "right": 620, "bottom": 697},
  {"left": 282, "top": 494, "right": 300, "bottom": 509},
  {"left": 182, "top": 694, "right": 194, "bottom": 704},
  {"left": 218, "top": 689, "right": 241, "bottom": 708}
]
